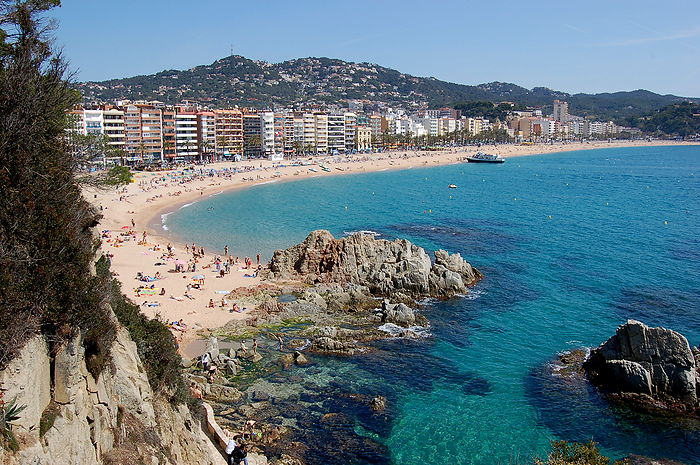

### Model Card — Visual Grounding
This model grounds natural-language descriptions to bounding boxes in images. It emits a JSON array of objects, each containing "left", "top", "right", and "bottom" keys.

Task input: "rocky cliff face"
[
  {"left": 270, "top": 230, "right": 482, "bottom": 298},
  {"left": 583, "top": 320, "right": 700, "bottom": 413},
  {"left": 0, "top": 321, "right": 222, "bottom": 465}
]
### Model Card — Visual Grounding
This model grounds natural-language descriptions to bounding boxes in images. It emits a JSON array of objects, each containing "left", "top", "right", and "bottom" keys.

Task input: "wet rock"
[
  {"left": 379, "top": 302, "right": 416, "bottom": 328},
  {"left": 294, "top": 351, "right": 310, "bottom": 366},
  {"left": 319, "top": 412, "right": 352, "bottom": 427},
  {"left": 279, "top": 353, "right": 295, "bottom": 369},
  {"left": 584, "top": 320, "right": 699, "bottom": 413},
  {"left": 250, "top": 390, "right": 271, "bottom": 402},
  {"left": 370, "top": 396, "right": 388, "bottom": 412},
  {"left": 226, "top": 360, "right": 238, "bottom": 375}
]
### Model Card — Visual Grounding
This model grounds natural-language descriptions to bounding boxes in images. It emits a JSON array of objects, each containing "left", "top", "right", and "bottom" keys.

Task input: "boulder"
[
  {"left": 205, "top": 337, "right": 219, "bottom": 358},
  {"left": 293, "top": 351, "right": 310, "bottom": 366},
  {"left": 584, "top": 320, "right": 699, "bottom": 411},
  {"left": 313, "top": 337, "right": 358, "bottom": 355},
  {"left": 270, "top": 230, "right": 481, "bottom": 299},
  {"left": 279, "top": 353, "right": 295, "bottom": 369},
  {"left": 206, "top": 384, "right": 243, "bottom": 402},
  {"left": 379, "top": 302, "right": 416, "bottom": 328}
]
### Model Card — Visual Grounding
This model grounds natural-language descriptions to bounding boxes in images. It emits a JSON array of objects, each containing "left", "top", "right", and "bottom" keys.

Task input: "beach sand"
[{"left": 88, "top": 140, "right": 697, "bottom": 356}]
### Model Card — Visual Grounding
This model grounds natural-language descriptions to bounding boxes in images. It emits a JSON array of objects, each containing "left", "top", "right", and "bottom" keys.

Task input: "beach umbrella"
[{"left": 192, "top": 274, "right": 205, "bottom": 280}]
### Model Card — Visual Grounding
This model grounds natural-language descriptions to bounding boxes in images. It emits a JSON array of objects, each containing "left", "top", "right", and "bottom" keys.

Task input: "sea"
[{"left": 164, "top": 145, "right": 700, "bottom": 464}]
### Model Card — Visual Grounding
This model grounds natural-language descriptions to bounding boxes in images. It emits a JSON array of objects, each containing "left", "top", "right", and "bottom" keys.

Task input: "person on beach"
[
  {"left": 252, "top": 338, "right": 258, "bottom": 355},
  {"left": 256, "top": 254, "right": 260, "bottom": 265},
  {"left": 208, "top": 363, "right": 217, "bottom": 383},
  {"left": 131, "top": 218, "right": 135, "bottom": 228},
  {"left": 224, "top": 245, "right": 229, "bottom": 256},
  {"left": 208, "top": 299, "right": 215, "bottom": 308},
  {"left": 239, "top": 340, "right": 248, "bottom": 353},
  {"left": 201, "top": 352, "right": 210, "bottom": 371}
]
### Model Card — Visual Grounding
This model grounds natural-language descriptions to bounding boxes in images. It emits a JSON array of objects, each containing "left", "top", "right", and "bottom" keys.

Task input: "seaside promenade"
[{"left": 88, "top": 140, "right": 697, "bottom": 355}]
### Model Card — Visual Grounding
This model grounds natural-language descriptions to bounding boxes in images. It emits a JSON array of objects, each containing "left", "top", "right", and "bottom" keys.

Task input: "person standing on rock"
[{"left": 225, "top": 435, "right": 248, "bottom": 465}]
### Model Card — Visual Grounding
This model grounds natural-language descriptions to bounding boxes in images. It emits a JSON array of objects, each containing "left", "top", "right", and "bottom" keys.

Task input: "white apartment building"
[
  {"left": 175, "top": 111, "right": 198, "bottom": 159},
  {"left": 328, "top": 114, "right": 346, "bottom": 154},
  {"left": 260, "top": 111, "right": 275, "bottom": 156},
  {"left": 103, "top": 109, "right": 125, "bottom": 149},
  {"left": 344, "top": 112, "right": 356, "bottom": 152}
]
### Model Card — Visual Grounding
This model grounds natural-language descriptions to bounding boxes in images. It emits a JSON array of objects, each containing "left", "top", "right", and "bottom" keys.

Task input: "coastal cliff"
[
  {"left": 0, "top": 316, "right": 222, "bottom": 465},
  {"left": 583, "top": 320, "right": 700, "bottom": 414}
]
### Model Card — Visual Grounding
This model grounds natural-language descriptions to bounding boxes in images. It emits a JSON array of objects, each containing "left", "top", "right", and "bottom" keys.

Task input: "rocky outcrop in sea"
[
  {"left": 269, "top": 230, "right": 482, "bottom": 299},
  {"left": 583, "top": 319, "right": 700, "bottom": 414}
]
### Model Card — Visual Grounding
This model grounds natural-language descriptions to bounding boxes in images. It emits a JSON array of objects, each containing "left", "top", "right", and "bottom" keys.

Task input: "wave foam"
[
  {"left": 378, "top": 323, "right": 431, "bottom": 338},
  {"left": 343, "top": 230, "right": 381, "bottom": 237},
  {"left": 160, "top": 212, "right": 172, "bottom": 231}
]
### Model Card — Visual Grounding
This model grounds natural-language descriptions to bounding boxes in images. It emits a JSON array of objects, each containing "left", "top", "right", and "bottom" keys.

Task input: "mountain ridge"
[{"left": 76, "top": 55, "right": 698, "bottom": 122}]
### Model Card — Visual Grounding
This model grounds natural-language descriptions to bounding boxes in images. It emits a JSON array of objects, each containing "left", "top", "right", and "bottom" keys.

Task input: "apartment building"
[
  {"left": 243, "top": 113, "right": 263, "bottom": 158},
  {"left": 123, "top": 103, "right": 163, "bottom": 164},
  {"left": 174, "top": 108, "right": 198, "bottom": 160},
  {"left": 260, "top": 111, "right": 275, "bottom": 156},
  {"left": 327, "top": 113, "right": 345, "bottom": 154},
  {"left": 198, "top": 110, "right": 216, "bottom": 160},
  {"left": 344, "top": 112, "right": 357, "bottom": 152},
  {"left": 214, "top": 109, "right": 244, "bottom": 158}
]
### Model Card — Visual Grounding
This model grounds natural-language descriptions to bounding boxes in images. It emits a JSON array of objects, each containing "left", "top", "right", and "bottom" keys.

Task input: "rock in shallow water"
[
  {"left": 270, "top": 230, "right": 481, "bottom": 299},
  {"left": 584, "top": 319, "right": 699, "bottom": 413}
]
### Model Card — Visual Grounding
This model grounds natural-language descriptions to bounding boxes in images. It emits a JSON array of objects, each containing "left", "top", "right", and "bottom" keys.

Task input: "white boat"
[{"left": 467, "top": 152, "right": 505, "bottom": 163}]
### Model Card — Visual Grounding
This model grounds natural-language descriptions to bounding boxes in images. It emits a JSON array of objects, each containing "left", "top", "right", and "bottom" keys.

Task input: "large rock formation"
[
  {"left": 270, "top": 230, "right": 481, "bottom": 298},
  {"left": 583, "top": 320, "right": 700, "bottom": 413},
  {"left": 0, "top": 326, "right": 225, "bottom": 465}
]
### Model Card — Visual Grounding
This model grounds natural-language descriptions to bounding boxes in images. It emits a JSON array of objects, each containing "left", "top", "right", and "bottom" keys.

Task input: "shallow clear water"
[{"left": 166, "top": 146, "right": 700, "bottom": 464}]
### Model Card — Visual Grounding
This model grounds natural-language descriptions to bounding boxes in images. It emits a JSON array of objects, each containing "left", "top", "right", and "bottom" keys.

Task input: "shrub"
[
  {"left": 536, "top": 440, "right": 628, "bottom": 465},
  {"left": 0, "top": 1, "right": 116, "bottom": 372}
]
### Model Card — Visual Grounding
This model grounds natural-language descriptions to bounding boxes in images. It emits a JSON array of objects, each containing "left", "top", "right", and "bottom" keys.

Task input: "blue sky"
[{"left": 51, "top": 0, "right": 700, "bottom": 97}]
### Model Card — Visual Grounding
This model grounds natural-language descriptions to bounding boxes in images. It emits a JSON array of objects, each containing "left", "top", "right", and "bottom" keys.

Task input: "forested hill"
[{"left": 77, "top": 55, "right": 698, "bottom": 122}]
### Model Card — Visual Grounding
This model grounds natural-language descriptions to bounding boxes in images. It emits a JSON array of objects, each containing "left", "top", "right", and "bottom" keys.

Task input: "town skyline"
[{"left": 52, "top": 0, "right": 700, "bottom": 97}]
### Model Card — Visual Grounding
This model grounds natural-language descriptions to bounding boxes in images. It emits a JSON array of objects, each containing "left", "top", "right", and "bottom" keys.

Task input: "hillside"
[{"left": 77, "top": 55, "right": 698, "bottom": 122}]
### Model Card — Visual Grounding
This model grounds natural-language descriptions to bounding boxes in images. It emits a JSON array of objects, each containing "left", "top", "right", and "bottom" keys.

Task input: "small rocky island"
[
  {"left": 270, "top": 230, "right": 482, "bottom": 299},
  {"left": 583, "top": 320, "right": 700, "bottom": 414}
]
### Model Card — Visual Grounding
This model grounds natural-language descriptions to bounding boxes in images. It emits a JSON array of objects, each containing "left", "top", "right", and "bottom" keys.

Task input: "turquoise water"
[{"left": 166, "top": 146, "right": 700, "bottom": 464}]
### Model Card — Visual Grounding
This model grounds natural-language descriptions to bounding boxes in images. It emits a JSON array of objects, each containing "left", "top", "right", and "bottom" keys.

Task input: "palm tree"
[
  {"left": 200, "top": 140, "right": 213, "bottom": 162},
  {"left": 136, "top": 142, "right": 148, "bottom": 165}
]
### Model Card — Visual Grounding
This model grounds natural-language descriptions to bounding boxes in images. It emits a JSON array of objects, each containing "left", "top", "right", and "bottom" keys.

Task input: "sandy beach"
[{"left": 88, "top": 140, "right": 697, "bottom": 355}]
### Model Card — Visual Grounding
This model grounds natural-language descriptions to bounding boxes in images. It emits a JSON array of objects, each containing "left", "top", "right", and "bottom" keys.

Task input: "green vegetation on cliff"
[
  {"left": 0, "top": 0, "right": 115, "bottom": 371},
  {"left": 0, "top": 1, "right": 187, "bottom": 405}
]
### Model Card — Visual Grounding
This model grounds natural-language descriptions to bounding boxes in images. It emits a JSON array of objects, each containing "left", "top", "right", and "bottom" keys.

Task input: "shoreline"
[
  {"left": 140, "top": 140, "right": 699, "bottom": 247},
  {"left": 88, "top": 140, "right": 698, "bottom": 354}
]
